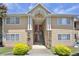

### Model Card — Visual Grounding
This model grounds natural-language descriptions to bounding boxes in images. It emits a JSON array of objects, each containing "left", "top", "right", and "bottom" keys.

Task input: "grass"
[{"left": 0, "top": 47, "right": 12, "bottom": 55}]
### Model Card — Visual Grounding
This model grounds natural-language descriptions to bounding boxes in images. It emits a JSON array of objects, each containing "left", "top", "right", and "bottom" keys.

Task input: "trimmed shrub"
[
  {"left": 52, "top": 44, "right": 71, "bottom": 56},
  {"left": 13, "top": 43, "right": 31, "bottom": 55}
]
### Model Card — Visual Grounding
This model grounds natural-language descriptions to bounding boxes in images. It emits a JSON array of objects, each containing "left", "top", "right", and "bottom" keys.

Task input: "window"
[
  {"left": 6, "top": 34, "right": 19, "bottom": 41},
  {"left": 57, "top": 18, "right": 70, "bottom": 25},
  {"left": 6, "top": 17, "right": 20, "bottom": 24},
  {"left": 58, "top": 34, "right": 70, "bottom": 40}
]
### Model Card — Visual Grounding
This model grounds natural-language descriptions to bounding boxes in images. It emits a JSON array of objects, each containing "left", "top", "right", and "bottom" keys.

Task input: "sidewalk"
[{"left": 28, "top": 45, "right": 55, "bottom": 56}]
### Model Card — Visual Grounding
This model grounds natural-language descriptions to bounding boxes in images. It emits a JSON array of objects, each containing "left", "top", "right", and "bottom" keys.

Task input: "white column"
[
  {"left": 46, "top": 16, "right": 51, "bottom": 30},
  {"left": 28, "top": 15, "right": 33, "bottom": 30},
  {"left": 30, "top": 16, "right": 33, "bottom": 30},
  {"left": 27, "top": 16, "right": 29, "bottom": 30},
  {"left": 46, "top": 16, "right": 52, "bottom": 48},
  {"left": 27, "top": 15, "right": 33, "bottom": 45}
]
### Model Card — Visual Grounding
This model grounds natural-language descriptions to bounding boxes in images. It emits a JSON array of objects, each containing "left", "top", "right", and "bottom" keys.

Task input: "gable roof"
[{"left": 26, "top": 3, "right": 52, "bottom": 14}]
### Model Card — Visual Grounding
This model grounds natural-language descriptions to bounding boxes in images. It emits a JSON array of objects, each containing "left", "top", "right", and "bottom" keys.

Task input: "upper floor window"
[
  {"left": 6, "top": 16, "right": 20, "bottom": 24},
  {"left": 57, "top": 18, "right": 70, "bottom": 25}
]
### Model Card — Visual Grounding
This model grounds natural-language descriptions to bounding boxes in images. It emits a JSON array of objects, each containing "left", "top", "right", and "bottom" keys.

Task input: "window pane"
[
  {"left": 57, "top": 18, "right": 70, "bottom": 25},
  {"left": 6, "top": 17, "right": 19, "bottom": 24},
  {"left": 62, "top": 19, "right": 67, "bottom": 25},
  {"left": 6, "top": 34, "right": 19, "bottom": 41},
  {"left": 67, "top": 19, "right": 70, "bottom": 24},
  {"left": 6, "top": 17, "right": 10, "bottom": 24},
  {"left": 16, "top": 34, "right": 19, "bottom": 40},
  {"left": 62, "top": 34, "right": 67, "bottom": 40},
  {"left": 6, "top": 34, "right": 10, "bottom": 40},
  {"left": 11, "top": 34, "right": 15, "bottom": 40},
  {"left": 57, "top": 19, "right": 62, "bottom": 24},
  {"left": 16, "top": 17, "right": 19, "bottom": 24},
  {"left": 10, "top": 17, "right": 15, "bottom": 24},
  {"left": 58, "top": 34, "right": 61, "bottom": 40},
  {"left": 67, "top": 34, "right": 70, "bottom": 40}
]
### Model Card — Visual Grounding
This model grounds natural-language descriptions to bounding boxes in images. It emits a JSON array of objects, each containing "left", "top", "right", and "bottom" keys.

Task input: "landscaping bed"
[
  {"left": 0, "top": 45, "right": 79, "bottom": 56},
  {"left": 51, "top": 46, "right": 79, "bottom": 56}
]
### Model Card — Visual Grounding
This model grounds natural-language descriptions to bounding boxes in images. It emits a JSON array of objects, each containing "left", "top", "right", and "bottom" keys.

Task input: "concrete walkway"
[{"left": 28, "top": 45, "right": 54, "bottom": 56}]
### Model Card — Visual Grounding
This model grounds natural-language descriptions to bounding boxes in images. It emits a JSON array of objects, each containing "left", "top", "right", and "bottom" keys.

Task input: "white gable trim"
[
  {"left": 26, "top": 4, "right": 38, "bottom": 14},
  {"left": 40, "top": 4, "right": 54, "bottom": 14},
  {"left": 26, "top": 3, "right": 53, "bottom": 14}
]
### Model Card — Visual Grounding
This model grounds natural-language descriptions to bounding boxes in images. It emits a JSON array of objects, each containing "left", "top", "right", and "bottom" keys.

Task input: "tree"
[
  {"left": 0, "top": 3, "right": 7, "bottom": 46},
  {"left": 0, "top": 3, "right": 7, "bottom": 18}
]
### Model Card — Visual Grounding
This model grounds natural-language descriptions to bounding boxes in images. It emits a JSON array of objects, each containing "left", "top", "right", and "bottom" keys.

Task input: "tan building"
[{"left": 0, "top": 4, "right": 79, "bottom": 48}]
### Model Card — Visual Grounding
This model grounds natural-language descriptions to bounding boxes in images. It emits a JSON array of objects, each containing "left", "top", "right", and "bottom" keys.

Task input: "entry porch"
[{"left": 27, "top": 14, "right": 52, "bottom": 48}]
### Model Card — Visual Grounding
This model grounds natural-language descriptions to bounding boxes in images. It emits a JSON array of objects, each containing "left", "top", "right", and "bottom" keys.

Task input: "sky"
[{"left": 5, "top": 3, "right": 79, "bottom": 14}]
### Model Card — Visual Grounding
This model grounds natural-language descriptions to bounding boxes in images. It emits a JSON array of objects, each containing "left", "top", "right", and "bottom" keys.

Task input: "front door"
[{"left": 34, "top": 24, "right": 45, "bottom": 45}]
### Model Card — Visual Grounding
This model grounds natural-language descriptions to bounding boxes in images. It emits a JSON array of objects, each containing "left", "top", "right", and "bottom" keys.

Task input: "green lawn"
[{"left": 0, "top": 47, "right": 12, "bottom": 55}]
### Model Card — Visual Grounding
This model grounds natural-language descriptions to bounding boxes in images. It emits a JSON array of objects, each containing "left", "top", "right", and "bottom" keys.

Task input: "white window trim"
[
  {"left": 57, "top": 18, "right": 71, "bottom": 25},
  {"left": 58, "top": 34, "right": 70, "bottom": 40},
  {"left": 6, "top": 33, "right": 20, "bottom": 41},
  {"left": 5, "top": 16, "right": 20, "bottom": 25}
]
